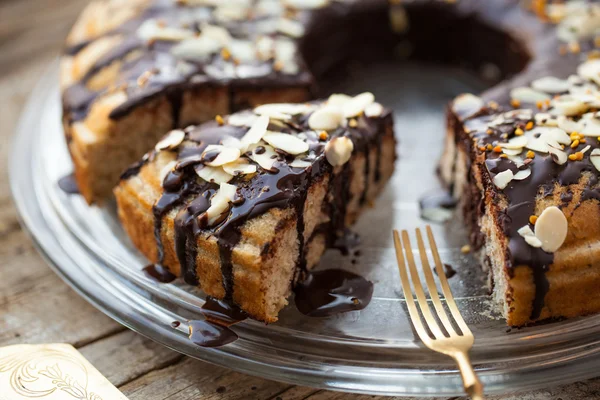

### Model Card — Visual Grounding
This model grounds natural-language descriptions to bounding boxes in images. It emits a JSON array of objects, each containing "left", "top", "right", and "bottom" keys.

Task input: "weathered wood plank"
[
  {"left": 79, "top": 330, "right": 184, "bottom": 387},
  {"left": 120, "top": 357, "right": 294, "bottom": 400}
]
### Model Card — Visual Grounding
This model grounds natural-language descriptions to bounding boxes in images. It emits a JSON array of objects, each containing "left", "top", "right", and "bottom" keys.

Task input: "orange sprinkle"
[
  {"left": 500, "top": 154, "right": 508, "bottom": 158},
  {"left": 510, "top": 99, "right": 521, "bottom": 108},
  {"left": 515, "top": 128, "right": 524, "bottom": 136},
  {"left": 215, "top": 115, "right": 225, "bottom": 125},
  {"left": 486, "top": 144, "right": 493, "bottom": 151},
  {"left": 526, "top": 150, "right": 535, "bottom": 159},
  {"left": 536, "top": 100, "right": 544, "bottom": 110},
  {"left": 319, "top": 131, "right": 329, "bottom": 140},
  {"left": 221, "top": 48, "right": 231, "bottom": 60},
  {"left": 493, "top": 145, "right": 502, "bottom": 153},
  {"left": 273, "top": 60, "right": 284, "bottom": 71},
  {"left": 559, "top": 45, "right": 568, "bottom": 56},
  {"left": 529, "top": 215, "right": 538, "bottom": 225},
  {"left": 525, "top": 121, "right": 534, "bottom": 130},
  {"left": 581, "top": 138, "right": 587, "bottom": 143},
  {"left": 571, "top": 139, "right": 580, "bottom": 148},
  {"left": 349, "top": 119, "right": 358, "bottom": 128},
  {"left": 486, "top": 128, "right": 494, "bottom": 135},
  {"left": 569, "top": 41, "right": 581, "bottom": 54}
]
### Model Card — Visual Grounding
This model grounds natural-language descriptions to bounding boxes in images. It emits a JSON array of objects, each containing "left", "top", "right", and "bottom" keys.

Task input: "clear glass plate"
[{"left": 10, "top": 61, "right": 600, "bottom": 397}]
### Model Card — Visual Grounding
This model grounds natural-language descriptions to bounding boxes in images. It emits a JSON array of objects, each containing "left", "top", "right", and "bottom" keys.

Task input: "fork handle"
[{"left": 452, "top": 351, "right": 484, "bottom": 400}]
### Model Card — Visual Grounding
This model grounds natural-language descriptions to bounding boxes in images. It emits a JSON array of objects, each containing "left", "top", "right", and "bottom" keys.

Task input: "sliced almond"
[
  {"left": 518, "top": 225, "right": 543, "bottom": 248},
  {"left": 535, "top": 113, "right": 558, "bottom": 127},
  {"left": 159, "top": 160, "right": 177, "bottom": 183},
  {"left": 262, "top": 132, "right": 309, "bottom": 155},
  {"left": 308, "top": 105, "right": 343, "bottom": 130},
  {"left": 194, "top": 165, "right": 233, "bottom": 184},
  {"left": 222, "top": 159, "right": 257, "bottom": 175},
  {"left": 155, "top": 130, "right": 185, "bottom": 151},
  {"left": 551, "top": 95, "right": 589, "bottom": 116},
  {"left": 290, "top": 157, "right": 312, "bottom": 168},
  {"left": 557, "top": 115, "right": 579, "bottom": 132},
  {"left": 531, "top": 76, "right": 571, "bottom": 94},
  {"left": 343, "top": 92, "right": 375, "bottom": 118},
  {"left": 137, "top": 19, "right": 192, "bottom": 42},
  {"left": 591, "top": 149, "right": 600, "bottom": 172},
  {"left": 201, "top": 24, "right": 232, "bottom": 46},
  {"left": 499, "top": 135, "right": 528, "bottom": 150},
  {"left": 577, "top": 117, "right": 600, "bottom": 136},
  {"left": 365, "top": 102, "right": 384, "bottom": 118},
  {"left": 221, "top": 136, "right": 245, "bottom": 151},
  {"left": 283, "top": 0, "right": 328, "bottom": 9},
  {"left": 325, "top": 136, "right": 354, "bottom": 166},
  {"left": 253, "top": 103, "right": 313, "bottom": 120},
  {"left": 451, "top": 93, "right": 484, "bottom": 120},
  {"left": 247, "top": 143, "right": 279, "bottom": 172},
  {"left": 578, "top": 58, "right": 600, "bottom": 86},
  {"left": 502, "top": 148, "right": 523, "bottom": 156},
  {"left": 240, "top": 114, "right": 269, "bottom": 149},
  {"left": 171, "top": 36, "right": 221, "bottom": 61},
  {"left": 277, "top": 18, "right": 305, "bottom": 38},
  {"left": 513, "top": 168, "right": 531, "bottom": 180},
  {"left": 510, "top": 87, "right": 551, "bottom": 104},
  {"left": 203, "top": 145, "right": 241, "bottom": 167},
  {"left": 327, "top": 93, "right": 352, "bottom": 107},
  {"left": 228, "top": 112, "right": 258, "bottom": 127},
  {"left": 535, "top": 206, "right": 568, "bottom": 253},
  {"left": 548, "top": 144, "right": 568, "bottom": 165},
  {"left": 581, "top": 145, "right": 592, "bottom": 154},
  {"left": 493, "top": 169, "right": 514, "bottom": 189},
  {"left": 206, "top": 182, "right": 237, "bottom": 225}
]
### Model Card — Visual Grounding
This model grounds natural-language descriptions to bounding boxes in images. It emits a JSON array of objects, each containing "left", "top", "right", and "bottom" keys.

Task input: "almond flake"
[
  {"left": 228, "top": 112, "right": 258, "bottom": 127},
  {"left": 502, "top": 148, "right": 523, "bottom": 156},
  {"left": 518, "top": 225, "right": 543, "bottom": 248},
  {"left": 581, "top": 145, "right": 592, "bottom": 154},
  {"left": 290, "top": 157, "right": 312, "bottom": 168},
  {"left": 365, "top": 102, "right": 384, "bottom": 118},
  {"left": 201, "top": 24, "right": 232, "bottom": 46},
  {"left": 531, "top": 76, "right": 571, "bottom": 94},
  {"left": 343, "top": 92, "right": 375, "bottom": 118},
  {"left": 499, "top": 135, "right": 528, "bottom": 150},
  {"left": 577, "top": 117, "right": 600, "bottom": 136},
  {"left": 451, "top": 93, "right": 484, "bottom": 120},
  {"left": 591, "top": 148, "right": 600, "bottom": 171},
  {"left": 222, "top": 159, "right": 257, "bottom": 175},
  {"left": 548, "top": 144, "right": 568, "bottom": 165},
  {"left": 137, "top": 19, "right": 193, "bottom": 42},
  {"left": 171, "top": 36, "right": 221, "bottom": 61},
  {"left": 535, "top": 206, "right": 568, "bottom": 253},
  {"left": 203, "top": 145, "right": 241, "bottom": 166},
  {"left": 206, "top": 182, "right": 237, "bottom": 225},
  {"left": 248, "top": 143, "right": 279, "bottom": 172},
  {"left": 283, "top": 0, "right": 328, "bottom": 9},
  {"left": 240, "top": 114, "right": 269, "bottom": 149},
  {"left": 557, "top": 116, "right": 579, "bottom": 132},
  {"left": 159, "top": 160, "right": 177, "bottom": 183},
  {"left": 535, "top": 113, "right": 558, "bottom": 127},
  {"left": 578, "top": 58, "right": 600, "bottom": 85},
  {"left": 308, "top": 105, "right": 343, "bottom": 130},
  {"left": 155, "top": 130, "right": 185, "bottom": 151},
  {"left": 510, "top": 87, "right": 551, "bottom": 104},
  {"left": 194, "top": 165, "right": 233, "bottom": 184},
  {"left": 262, "top": 132, "right": 309, "bottom": 155},
  {"left": 325, "top": 136, "right": 354, "bottom": 166},
  {"left": 327, "top": 94, "right": 352, "bottom": 107},
  {"left": 277, "top": 18, "right": 305, "bottom": 38},
  {"left": 551, "top": 94, "right": 589, "bottom": 116},
  {"left": 493, "top": 170, "right": 514, "bottom": 189},
  {"left": 254, "top": 103, "right": 313, "bottom": 120},
  {"left": 513, "top": 168, "right": 531, "bottom": 180}
]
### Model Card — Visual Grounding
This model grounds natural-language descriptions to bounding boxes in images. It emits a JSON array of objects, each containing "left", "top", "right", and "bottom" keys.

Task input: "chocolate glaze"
[
  {"left": 132, "top": 106, "right": 392, "bottom": 306},
  {"left": 294, "top": 269, "right": 374, "bottom": 317},
  {"left": 58, "top": 173, "right": 80, "bottom": 194}
]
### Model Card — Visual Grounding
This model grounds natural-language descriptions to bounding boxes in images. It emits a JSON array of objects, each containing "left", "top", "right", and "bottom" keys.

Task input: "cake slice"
[
  {"left": 114, "top": 93, "right": 396, "bottom": 322},
  {"left": 442, "top": 61, "right": 600, "bottom": 325}
]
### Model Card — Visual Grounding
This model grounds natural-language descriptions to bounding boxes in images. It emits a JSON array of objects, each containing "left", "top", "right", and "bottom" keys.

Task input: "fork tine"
[
  {"left": 426, "top": 225, "right": 472, "bottom": 335},
  {"left": 393, "top": 230, "right": 432, "bottom": 346},
  {"left": 415, "top": 228, "right": 458, "bottom": 337},
  {"left": 400, "top": 230, "right": 445, "bottom": 339}
]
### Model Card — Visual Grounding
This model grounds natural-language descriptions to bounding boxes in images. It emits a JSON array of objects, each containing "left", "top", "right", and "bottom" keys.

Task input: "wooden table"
[{"left": 1, "top": 1, "right": 599, "bottom": 399}]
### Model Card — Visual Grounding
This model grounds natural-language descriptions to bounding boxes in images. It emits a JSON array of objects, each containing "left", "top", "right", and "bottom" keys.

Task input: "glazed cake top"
[
  {"left": 122, "top": 93, "right": 391, "bottom": 295},
  {"left": 450, "top": 2, "right": 600, "bottom": 318},
  {"left": 61, "top": 0, "right": 382, "bottom": 124}
]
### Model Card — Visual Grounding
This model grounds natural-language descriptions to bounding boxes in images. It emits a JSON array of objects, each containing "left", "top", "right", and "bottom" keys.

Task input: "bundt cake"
[{"left": 62, "top": 0, "right": 600, "bottom": 326}]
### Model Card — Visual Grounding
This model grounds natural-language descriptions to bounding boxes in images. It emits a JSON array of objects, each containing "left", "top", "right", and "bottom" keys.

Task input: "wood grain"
[{"left": 1, "top": 0, "right": 600, "bottom": 399}]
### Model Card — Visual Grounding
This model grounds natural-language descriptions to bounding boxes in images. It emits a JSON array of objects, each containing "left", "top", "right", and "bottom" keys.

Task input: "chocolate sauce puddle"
[
  {"left": 143, "top": 264, "right": 176, "bottom": 283},
  {"left": 58, "top": 173, "right": 80, "bottom": 194},
  {"left": 294, "top": 269, "right": 374, "bottom": 317},
  {"left": 186, "top": 297, "right": 248, "bottom": 348},
  {"left": 419, "top": 190, "right": 457, "bottom": 223}
]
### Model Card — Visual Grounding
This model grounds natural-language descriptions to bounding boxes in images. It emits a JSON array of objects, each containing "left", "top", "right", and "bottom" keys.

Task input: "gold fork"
[{"left": 393, "top": 226, "right": 484, "bottom": 400}]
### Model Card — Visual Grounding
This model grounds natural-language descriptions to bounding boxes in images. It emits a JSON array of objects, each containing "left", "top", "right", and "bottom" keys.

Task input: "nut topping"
[
  {"left": 325, "top": 137, "right": 354, "bottom": 166},
  {"left": 155, "top": 130, "right": 185, "bottom": 151},
  {"left": 308, "top": 105, "right": 343, "bottom": 130},
  {"left": 534, "top": 206, "right": 568, "bottom": 253},
  {"left": 262, "top": 132, "right": 309, "bottom": 155}
]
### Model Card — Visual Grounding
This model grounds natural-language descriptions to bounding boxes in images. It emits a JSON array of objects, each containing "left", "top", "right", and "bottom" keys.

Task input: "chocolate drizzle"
[
  {"left": 143, "top": 263, "right": 176, "bottom": 283},
  {"left": 138, "top": 105, "right": 391, "bottom": 311}
]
